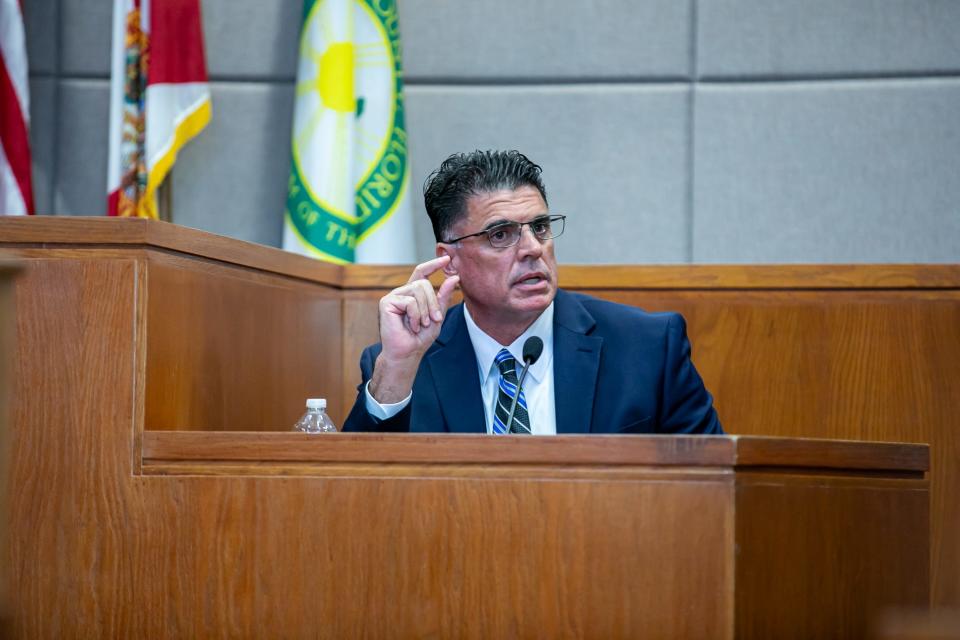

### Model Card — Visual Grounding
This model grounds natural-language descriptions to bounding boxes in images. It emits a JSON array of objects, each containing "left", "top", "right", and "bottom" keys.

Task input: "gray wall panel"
[
  {"left": 201, "top": 0, "right": 300, "bottom": 79},
  {"left": 53, "top": 79, "right": 110, "bottom": 215},
  {"left": 60, "top": 0, "right": 110, "bottom": 76},
  {"left": 698, "top": 0, "right": 960, "bottom": 78},
  {"left": 693, "top": 80, "right": 960, "bottom": 263},
  {"left": 406, "top": 85, "right": 690, "bottom": 263},
  {"left": 170, "top": 83, "right": 293, "bottom": 246},
  {"left": 28, "top": 78, "right": 56, "bottom": 214},
  {"left": 25, "top": 2, "right": 960, "bottom": 267},
  {"left": 401, "top": 0, "right": 691, "bottom": 80},
  {"left": 59, "top": 0, "right": 303, "bottom": 80},
  {"left": 22, "top": 0, "right": 58, "bottom": 75}
]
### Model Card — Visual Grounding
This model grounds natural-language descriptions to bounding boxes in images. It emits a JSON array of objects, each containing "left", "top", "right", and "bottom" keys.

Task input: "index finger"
[{"left": 408, "top": 255, "right": 451, "bottom": 284}]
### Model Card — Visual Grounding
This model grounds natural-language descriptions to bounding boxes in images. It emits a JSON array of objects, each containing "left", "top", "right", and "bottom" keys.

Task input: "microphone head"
[{"left": 522, "top": 336, "right": 544, "bottom": 365}]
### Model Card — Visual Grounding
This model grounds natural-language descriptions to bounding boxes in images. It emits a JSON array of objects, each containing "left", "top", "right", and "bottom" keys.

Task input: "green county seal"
[{"left": 285, "top": 0, "right": 409, "bottom": 263}]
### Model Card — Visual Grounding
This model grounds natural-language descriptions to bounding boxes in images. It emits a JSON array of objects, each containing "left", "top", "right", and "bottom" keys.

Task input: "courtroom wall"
[{"left": 22, "top": 0, "right": 960, "bottom": 263}]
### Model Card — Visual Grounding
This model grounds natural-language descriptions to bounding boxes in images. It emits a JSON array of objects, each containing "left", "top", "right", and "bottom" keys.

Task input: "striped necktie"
[{"left": 493, "top": 349, "right": 531, "bottom": 434}]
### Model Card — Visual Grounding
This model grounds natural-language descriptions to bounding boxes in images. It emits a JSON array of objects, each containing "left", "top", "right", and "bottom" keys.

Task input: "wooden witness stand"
[
  {"left": 141, "top": 432, "right": 928, "bottom": 638},
  {"left": 1, "top": 218, "right": 954, "bottom": 637}
]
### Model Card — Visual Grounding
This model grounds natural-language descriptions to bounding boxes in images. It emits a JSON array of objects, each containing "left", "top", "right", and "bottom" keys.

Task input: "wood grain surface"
[
  {"left": 876, "top": 608, "right": 960, "bottom": 639},
  {"left": 732, "top": 435, "right": 930, "bottom": 472},
  {"left": 141, "top": 430, "right": 734, "bottom": 465},
  {"left": 339, "top": 272, "right": 960, "bottom": 609},
  {"left": 734, "top": 472, "right": 929, "bottom": 639},
  {"left": 122, "top": 472, "right": 734, "bottom": 638},
  {"left": 5, "top": 263, "right": 739, "bottom": 635},
  {"left": 140, "top": 431, "right": 928, "bottom": 473},
  {"left": 0, "top": 262, "right": 18, "bottom": 629},
  {"left": 5, "top": 262, "right": 929, "bottom": 639},
  {"left": 0, "top": 219, "right": 952, "bottom": 634},
  {"left": 7, "top": 257, "right": 140, "bottom": 637},
  {"left": 341, "top": 262, "right": 960, "bottom": 290},
  {"left": 144, "top": 251, "right": 343, "bottom": 429},
  {"left": 0, "top": 216, "right": 341, "bottom": 285}
]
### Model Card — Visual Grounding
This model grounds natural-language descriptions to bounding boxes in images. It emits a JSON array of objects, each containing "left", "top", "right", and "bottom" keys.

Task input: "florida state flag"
[{"left": 107, "top": 0, "right": 211, "bottom": 218}]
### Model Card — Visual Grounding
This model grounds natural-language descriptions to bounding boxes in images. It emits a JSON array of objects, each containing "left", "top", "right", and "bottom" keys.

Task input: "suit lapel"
[
  {"left": 427, "top": 304, "right": 486, "bottom": 433},
  {"left": 553, "top": 291, "right": 602, "bottom": 434}
]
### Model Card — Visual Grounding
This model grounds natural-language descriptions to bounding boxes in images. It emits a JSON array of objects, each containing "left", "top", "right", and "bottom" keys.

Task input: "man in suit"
[{"left": 343, "top": 150, "right": 721, "bottom": 435}]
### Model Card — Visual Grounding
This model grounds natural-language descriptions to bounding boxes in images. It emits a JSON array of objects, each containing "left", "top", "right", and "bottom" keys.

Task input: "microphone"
[{"left": 504, "top": 336, "right": 544, "bottom": 434}]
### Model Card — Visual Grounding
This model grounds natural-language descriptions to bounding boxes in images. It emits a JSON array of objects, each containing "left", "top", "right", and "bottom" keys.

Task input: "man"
[{"left": 343, "top": 150, "right": 722, "bottom": 435}]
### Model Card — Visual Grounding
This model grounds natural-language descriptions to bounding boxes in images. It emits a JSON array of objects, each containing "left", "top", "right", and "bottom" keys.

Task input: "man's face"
[{"left": 438, "top": 186, "right": 558, "bottom": 335}]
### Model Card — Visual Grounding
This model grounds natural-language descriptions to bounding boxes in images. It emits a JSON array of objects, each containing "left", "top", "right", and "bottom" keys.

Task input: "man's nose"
[{"left": 516, "top": 224, "right": 543, "bottom": 256}]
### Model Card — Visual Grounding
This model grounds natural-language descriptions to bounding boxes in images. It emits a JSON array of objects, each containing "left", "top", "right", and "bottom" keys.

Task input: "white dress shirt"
[
  {"left": 365, "top": 303, "right": 557, "bottom": 435},
  {"left": 462, "top": 303, "right": 556, "bottom": 434}
]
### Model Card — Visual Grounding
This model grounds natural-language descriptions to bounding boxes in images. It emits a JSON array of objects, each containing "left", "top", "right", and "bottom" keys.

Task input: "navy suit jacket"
[{"left": 343, "top": 289, "right": 722, "bottom": 434}]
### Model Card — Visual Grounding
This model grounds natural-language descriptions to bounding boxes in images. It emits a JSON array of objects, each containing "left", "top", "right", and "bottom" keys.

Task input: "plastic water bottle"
[{"left": 293, "top": 398, "right": 338, "bottom": 433}]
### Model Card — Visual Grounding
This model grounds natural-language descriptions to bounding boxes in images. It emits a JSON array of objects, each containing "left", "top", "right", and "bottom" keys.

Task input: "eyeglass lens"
[{"left": 488, "top": 216, "right": 564, "bottom": 248}]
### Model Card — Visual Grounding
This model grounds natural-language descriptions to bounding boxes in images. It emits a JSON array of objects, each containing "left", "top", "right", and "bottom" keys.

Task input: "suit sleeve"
[
  {"left": 341, "top": 344, "right": 413, "bottom": 432},
  {"left": 657, "top": 314, "right": 723, "bottom": 434}
]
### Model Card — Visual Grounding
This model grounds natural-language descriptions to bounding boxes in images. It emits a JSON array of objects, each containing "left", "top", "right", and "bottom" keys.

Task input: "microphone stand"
[{"left": 504, "top": 358, "right": 534, "bottom": 434}]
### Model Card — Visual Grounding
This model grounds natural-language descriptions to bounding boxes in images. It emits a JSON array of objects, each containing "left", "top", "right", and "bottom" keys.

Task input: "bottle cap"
[{"left": 306, "top": 398, "right": 326, "bottom": 409}]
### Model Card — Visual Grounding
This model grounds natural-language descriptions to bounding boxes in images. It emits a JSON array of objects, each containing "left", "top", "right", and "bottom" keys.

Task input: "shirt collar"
[{"left": 463, "top": 302, "right": 554, "bottom": 384}]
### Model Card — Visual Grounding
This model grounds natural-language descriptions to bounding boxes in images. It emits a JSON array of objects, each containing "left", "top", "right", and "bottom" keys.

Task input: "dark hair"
[{"left": 423, "top": 150, "right": 548, "bottom": 242}]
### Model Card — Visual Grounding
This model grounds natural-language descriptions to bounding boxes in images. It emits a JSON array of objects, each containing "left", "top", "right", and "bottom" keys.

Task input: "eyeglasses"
[{"left": 442, "top": 215, "right": 566, "bottom": 249}]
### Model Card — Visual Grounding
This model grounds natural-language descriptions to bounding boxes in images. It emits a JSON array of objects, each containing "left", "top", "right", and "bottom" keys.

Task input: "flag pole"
[{"left": 158, "top": 178, "right": 173, "bottom": 223}]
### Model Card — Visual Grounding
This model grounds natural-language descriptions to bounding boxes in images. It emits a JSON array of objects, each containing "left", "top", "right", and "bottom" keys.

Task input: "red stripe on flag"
[
  {"left": 107, "top": 189, "right": 120, "bottom": 217},
  {"left": 0, "top": 53, "right": 34, "bottom": 214},
  {"left": 147, "top": 0, "right": 209, "bottom": 85}
]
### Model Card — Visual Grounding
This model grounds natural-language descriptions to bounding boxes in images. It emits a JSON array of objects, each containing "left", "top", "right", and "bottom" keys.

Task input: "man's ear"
[{"left": 436, "top": 243, "right": 458, "bottom": 275}]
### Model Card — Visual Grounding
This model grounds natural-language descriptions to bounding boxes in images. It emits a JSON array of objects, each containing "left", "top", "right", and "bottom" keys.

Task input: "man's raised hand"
[{"left": 369, "top": 256, "right": 460, "bottom": 403}]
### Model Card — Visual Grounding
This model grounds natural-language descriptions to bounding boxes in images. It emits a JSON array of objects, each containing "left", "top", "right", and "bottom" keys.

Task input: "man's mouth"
[{"left": 514, "top": 273, "right": 548, "bottom": 286}]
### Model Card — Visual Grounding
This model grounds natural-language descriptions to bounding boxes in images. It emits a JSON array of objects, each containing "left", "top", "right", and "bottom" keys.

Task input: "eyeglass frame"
[{"left": 440, "top": 214, "right": 566, "bottom": 249}]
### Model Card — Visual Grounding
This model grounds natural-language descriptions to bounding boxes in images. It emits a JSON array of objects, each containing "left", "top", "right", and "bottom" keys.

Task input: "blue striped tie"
[{"left": 493, "top": 348, "right": 531, "bottom": 434}]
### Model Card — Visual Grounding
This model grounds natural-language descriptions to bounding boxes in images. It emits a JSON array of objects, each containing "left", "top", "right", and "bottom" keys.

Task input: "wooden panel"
[
  {"left": 0, "top": 216, "right": 341, "bottom": 286},
  {"left": 734, "top": 473, "right": 929, "bottom": 639},
  {"left": 2, "top": 253, "right": 930, "bottom": 636},
  {"left": 0, "top": 263, "right": 18, "bottom": 628},
  {"left": 595, "top": 289, "right": 959, "bottom": 609},
  {"left": 144, "top": 252, "right": 343, "bottom": 430},
  {"left": 591, "top": 290, "right": 959, "bottom": 442},
  {"left": 341, "top": 294, "right": 382, "bottom": 424},
  {"left": 141, "top": 431, "right": 735, "bottom": 466},
  {"left": 733, "top": 435, "right": 929, "bottom": 472},
  {"left": 558, "top": 264, "right": 960, "bottom": 289},
  {"left": 876, "top": 609, "right": 960, "bottom": 639},
  {"left": 1, "top": 218, "right": 953, "bottom": 621},
  {"left": 8, "top": 263, "right": 738, "bottom": 637},
  {"left": 121, "top": 472, "right": 733, "bottom": 638},
  {"left": 140, "top": 431, "right": 928, "bottom": 472},
  {"left": 338, "top": 269, "right": 958, "bottom": 608},
  {"left": 6, "top": 257, "right": 141, "bottom": 638},
  {"left": 341, "top": 263, "right": 960, "bottom": 289}
]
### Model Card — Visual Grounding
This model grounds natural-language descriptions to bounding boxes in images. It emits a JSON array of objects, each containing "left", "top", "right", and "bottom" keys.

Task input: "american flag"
[{"left": 0, "top": 0, "right": 34, "bottom": 215}]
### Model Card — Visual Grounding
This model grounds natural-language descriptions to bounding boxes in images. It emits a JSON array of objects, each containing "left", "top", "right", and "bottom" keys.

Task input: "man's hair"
[{"left": 423, "top": 150, "right": 548, "bottom": 242}]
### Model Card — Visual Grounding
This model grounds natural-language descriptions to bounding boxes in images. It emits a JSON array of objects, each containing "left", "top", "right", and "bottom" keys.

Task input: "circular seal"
[{"left": 286, "top": 0, "right": 409, "bottom": 262}]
